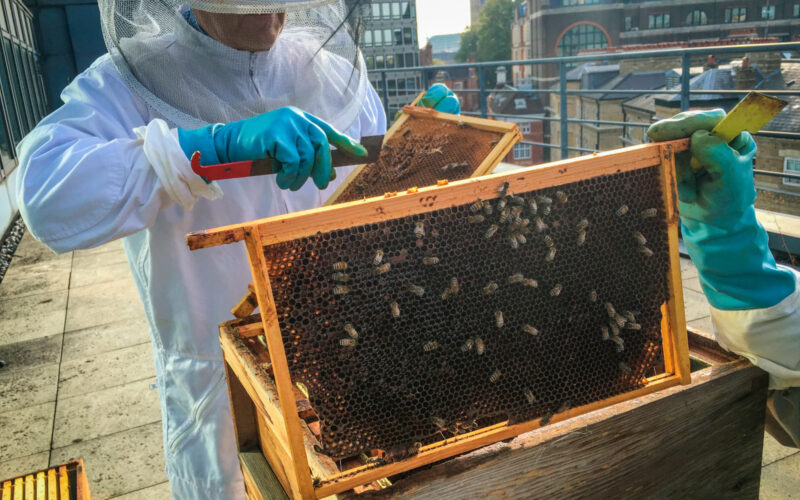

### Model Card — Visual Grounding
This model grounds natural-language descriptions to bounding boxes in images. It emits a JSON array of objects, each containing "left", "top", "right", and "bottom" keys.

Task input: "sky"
[{"left": 416, "top": 0, "right": 472, "bottom": 45}]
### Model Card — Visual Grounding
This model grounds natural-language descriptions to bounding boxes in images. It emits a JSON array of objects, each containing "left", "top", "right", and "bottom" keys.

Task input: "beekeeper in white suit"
[{"left": 14, "top": 0, "right": 459, "bottom": 497}]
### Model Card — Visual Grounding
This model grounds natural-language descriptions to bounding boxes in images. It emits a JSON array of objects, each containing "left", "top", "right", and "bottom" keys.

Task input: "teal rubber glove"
[
  {"left": 647, "top": 110, "right": 796, "bottom": 310},
  {"left": 419, "top": 83, "right": 461, "bottom": 115},
  {"left": 178, "top": 106, "right": 367, "bottom": 191}
]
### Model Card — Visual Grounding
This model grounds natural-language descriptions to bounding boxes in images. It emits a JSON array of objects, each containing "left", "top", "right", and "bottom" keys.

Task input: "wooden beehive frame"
[
  {"left": 1, "top": 460, "right": 90, "bottom": 500},
  {"left": 187, "top": 139, "right": 691, "bottom": 499},
  {"left": 324, "top": 104, "right": 522, "bottom": 206}
]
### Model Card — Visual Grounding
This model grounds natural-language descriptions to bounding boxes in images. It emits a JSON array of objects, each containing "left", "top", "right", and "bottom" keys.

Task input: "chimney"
[
  {"left": 734, "top": 56, "right": 757, "bottom": 90},
  {"left": 496, "top": 66, "right": 507, "bottom": 86},
  {"left": 704, "top": 54, "right": 717, "bottom": 71}
]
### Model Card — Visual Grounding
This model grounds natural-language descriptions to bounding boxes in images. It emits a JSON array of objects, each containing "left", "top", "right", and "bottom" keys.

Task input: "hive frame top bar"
[{"left": 186, "top": 139, "right": 689, "bottom": 251}]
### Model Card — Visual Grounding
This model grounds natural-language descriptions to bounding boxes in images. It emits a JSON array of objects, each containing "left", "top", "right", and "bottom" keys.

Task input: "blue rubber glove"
[
  {"left": 647, "top": 110, "right": 796, "bottom": 310},
  {"left": 178, "top": 107, "right": 367, "bottom": 191},
  {"left": 419, "top": 83, "right": 461, "bottom": 115}
]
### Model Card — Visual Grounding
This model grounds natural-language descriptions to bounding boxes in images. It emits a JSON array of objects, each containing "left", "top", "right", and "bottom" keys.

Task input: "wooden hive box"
[
  {"left": 186, "top": 139, "right": 692, "bottom": 499},
  {"left": 1, "top": 460, "right": 90, "bottom": 500},
  {"left": 325, "top": 105, "right": 522, "bottom": 205}
]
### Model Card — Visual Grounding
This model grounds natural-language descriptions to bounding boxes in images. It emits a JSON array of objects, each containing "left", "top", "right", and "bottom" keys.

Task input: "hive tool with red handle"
[{"left": 190, "top": 135, "right": 385, "bottom": 182}]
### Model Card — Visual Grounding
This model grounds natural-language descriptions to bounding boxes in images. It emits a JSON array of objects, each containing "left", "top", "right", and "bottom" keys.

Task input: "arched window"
[
  {"left": 556, "top": 23, "right": 609, "bottom": 58},
  {"left": 686, "top": 10, "right": 708, "bottom": 26}
]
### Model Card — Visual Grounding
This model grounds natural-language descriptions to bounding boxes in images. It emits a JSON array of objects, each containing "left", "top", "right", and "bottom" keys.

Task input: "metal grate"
[
  {"left": 333, "top": 116, "right": 509, "bottom": 204},
  {"left": 264, "top": 166, "right": 670, "bottom": 461}
]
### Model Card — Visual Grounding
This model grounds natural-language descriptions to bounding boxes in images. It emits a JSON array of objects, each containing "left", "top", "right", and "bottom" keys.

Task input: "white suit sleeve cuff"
[
  {"left": 133, "top": 119, "right": 223, "bottom": 210},
  {"left": 710, "top": 266, "right": 800, "bottom": 389}
]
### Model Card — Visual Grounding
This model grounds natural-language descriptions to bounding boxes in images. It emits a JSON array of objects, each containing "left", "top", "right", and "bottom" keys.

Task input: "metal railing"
[{"left": 368, "top": 42, "right": 800, "bottom": 185}]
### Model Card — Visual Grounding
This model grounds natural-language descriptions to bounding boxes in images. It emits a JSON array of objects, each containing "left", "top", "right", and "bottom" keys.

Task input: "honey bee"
[
  {"left": 373, "top": 249, "right": 385, "bottom": 265},
  {"left": 616, "top": 204, "right": 629, "bottom": 216},
  {"left": 613, "top": 313, "right": 627, "bottom": 327},
  {"left": 577, "top": 230, "right": 587, "bottom": 246},
  {"left": 534, "top": 217, "right": 548, "bottom": 233},
  {"left": 468, "top": 214, "right": 486, "bottom": 224},
  {"left": 556, "top": 191, "right": 568, "bottom": 203},
  {"left": 545, "top": 247, "right": 557, "bottom": 262},
  {"left": 490, "top": 139, "right": 500, "bottom": 146},
  {"left": 495, "top": 310, "right": 504, "bottom": 328},
  {"left": 528, "top": 198, "right": 538, "bottom": 214},
  {"left": 475, "top": 337, "right": 485, "bottom": 355},
  {"left": 605, "top": 302, "right": 616, "bottom": 316},
  {"left": 374, "top": 262, "right": 391, "bottom": 275},
  {"left": 508, "top": 273, "right": 524, "bottom": 284},
  {"left": 441, "top": 288, "right": 452, "bottom": 300},
  {"left": 626, "top": 322, "right": 642, "bottom": 330},
  {"left": 498, "top": 181, "right": 510, "bottom": 195},
  {"left": 332, "top": 261, "right": 348, "bottom": 271},
  {"left": 517, "top": 217, "right": 531, "bottom": 228},
  {"left": 489, "top": 369, "right": 502, "bottom": 383},
  {"left": 461, "top": 338, "right": 475, "bottom": 352},
  {"left": 402, "top": 128, "right": 411, "bottom": 137},
  {"left": 523, "top": 278, "right": 538, "bottom": 288},
  {"left": 431, "top": 416, "right": 446, "bottom": 429},
  {"left": 515, "top": 233, "right": 528, "bottom": 245},
  {"left": 484, "top": 282, "right": 499, "bottom": 294},
  {"left": 601, "top": 326, "right": 610, "bottom": 341},
  {"left": 624, "top": 311, "right": 636, "bottom": 323},
  {"left": 522, "top": 324, "right": 539, "bottom": 336},
  {"left": 639, "top": 246, "right": 654, "bottom": 257},
  {"left": 511, "top": 195, "right": 526, "bottom": 206},
  {"left": 390, "top": 301, "right": 400, "bottom": 318},
  {"left": 408, "top": 285, "right": 425, "bottom": 297},
  {"left": 557, "top": 401, "right": 572, "bottom": 413},
  {"left": 511, "top": 205, "right": 524, "bottom": 218},
  {"left": 508, "top": 235, "right": 519, "bottom": 249},
  {"left": 483, "top": 201, "right": 494, "bottom": 215},
  {"left": 339, "top": 338, "right": 357, "bottom": 347},
  {"left": 496, "top": 197, "right": 508, "bottom": 211},
  {"left": 610, "top": 335, "right": 625, "bottom": 352},
  {"left": 641, "top": 208, "right": 658, "bottom": 218},
  {"left": 423, "top": 341, "right": 439, "bottom": 352},
  {"left": 450, "top": 277, "right": 460, "bottom": 294},
  {"left": 609, "top": 322, "right": 620, "bottom": 337},
  {"left": 541, "top": 205, "right": 552, "bottom": 217},
  {"left": 589, "top": 290, "right": 598, "bottom": 302},
  {"left": 408, "top": 442, "right": 423, "bottom": 456},
  {"left": 499, "top": 208, "right": 512, "bottom": 224},
  {"left": 540, "top": 412, "right": 554, "bottom": 426},
  {"left": 550, "top": 284, "right": 563, "bottom": 297},
  {"left": 332, "top": 272, "right": 350, "bottom": 282},
  {"left": 384, "top": 144, "right": 394, "bottom": 151},
  {"left": 423, "top": 256, "right": 440, "bottom": 265},
  {"left": 632, "top": 232, "right": 647, "bottom": 246},
  {"left": 485, "top": 224, "right": 499, "bottom": 239},
  {"left": 414, "top": 221, "right": 426, "bottom": 239},
  {"left": 524, "top": 390, "right": 536, "bottom": 404},
  {"left": 344, "top": 323, "right": 358, "bottom": 339},
  {"left": 333, "top": 285, "right": 350, "bottom": 295},
  {"left": 536, "top": 195, "right": 552, "bottom": 206},
  {"left": 470, "top": 199, "right": 483, "bottom": 213},
  {"left": 619, "top": 361, "right": 632, "bottom": 375},
  {"left": 543, "top": 235, "right": 554, "bottom": 248}
]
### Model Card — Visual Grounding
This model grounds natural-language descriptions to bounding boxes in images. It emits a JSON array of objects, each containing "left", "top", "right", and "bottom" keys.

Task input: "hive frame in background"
[
  {"left": 324, "top": 104, "right": 522, "bottom": 206},
  {"left": 186, "top": 139, "right": 691, "bottom": 499}
]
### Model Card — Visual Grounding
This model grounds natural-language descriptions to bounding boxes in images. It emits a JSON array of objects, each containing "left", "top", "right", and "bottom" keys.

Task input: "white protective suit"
[{"left": 16, "top": 27, "right": 386, "bottom": 500}]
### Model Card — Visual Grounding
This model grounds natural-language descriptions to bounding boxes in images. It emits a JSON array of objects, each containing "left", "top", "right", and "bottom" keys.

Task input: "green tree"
[
  {"left": 475, "top": 0, "right": 514, "bottom": 64},
  {"left": 455, "top": 27, "right": 478, "bottom": 63}
]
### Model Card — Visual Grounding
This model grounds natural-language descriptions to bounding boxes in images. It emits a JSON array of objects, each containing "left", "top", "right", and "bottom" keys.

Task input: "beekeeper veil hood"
[{"left": 98, "top": 0, "right": 369, "bottom": 131}]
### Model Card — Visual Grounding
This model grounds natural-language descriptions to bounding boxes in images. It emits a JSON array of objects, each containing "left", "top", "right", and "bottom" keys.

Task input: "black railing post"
[
  {"left": 559, "top": 61, "right": 568, "bottom": 159},
  {"left": 680, "top": 54, "right": 691, "bottom": 112},
  {"left": 479, "top": 67, "right": 487, "bottom": 118}
]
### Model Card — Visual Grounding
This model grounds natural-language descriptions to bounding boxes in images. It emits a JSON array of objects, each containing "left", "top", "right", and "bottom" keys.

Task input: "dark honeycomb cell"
[
  {"left": 263, "top": 166, "right": 671, "bottom": 461},
  {"left": 333, "top": 116, "right": 509, "bottom": 204}
]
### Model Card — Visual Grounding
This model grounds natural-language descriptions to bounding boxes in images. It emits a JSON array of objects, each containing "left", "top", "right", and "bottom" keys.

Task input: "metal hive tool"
[
  {"left": 325, "top": 106, "right": 521, "bottom": 205},
  {"left": 264, "top": 166, "right": 671, "bottom": 461}
]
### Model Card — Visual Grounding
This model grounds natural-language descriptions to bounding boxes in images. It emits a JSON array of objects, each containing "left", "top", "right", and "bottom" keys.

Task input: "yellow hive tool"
[{"left": 690, "top": 91, "right": 787, "bottom": 171}]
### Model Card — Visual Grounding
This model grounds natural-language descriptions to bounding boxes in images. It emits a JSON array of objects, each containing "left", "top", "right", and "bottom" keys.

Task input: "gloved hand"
[
  {"left": 178, "top": 107, "right": 367, "bottom": 191},
  {"left": 419, "top": 83, "right": 461, "bottom": 115},
  {"left": 647, "top": 110, "right": 796, "bottom": 310}
]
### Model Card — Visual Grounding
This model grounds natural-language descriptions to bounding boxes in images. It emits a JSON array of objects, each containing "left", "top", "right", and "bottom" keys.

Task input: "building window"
[
  {"left": 519, "top": 122, "right": 531, "bottom": 134},
  {"left": 372, "top": 3, "right": 380, "bottom": 19},
  {"left": 375, "top": 54, "right": 384, "bottom": 69},
  {"left": 514, "top": 98, "right": 527, "bottom": 110},
  {"left": 453, "top": 81, "right": 464, "bottom": 90},
  {"left": 403, "top": 27, "right": 413, "bottom": 46},
  {"left": 762, "top": 5, "right": 775, "bottom": 19},
  {"left": 513, "top": 143, "right": 532, "bottom": 160},
  {"left": 648, "top": 13, "right": 670, "bottom": 29},
  {"left": 784, "top": 157, "right": 800, "bottom": 186},
  {"left": 393, "top": 28, "right": 403, "bottom": 46},
  {"left": 391, "top": 2, "right": 400, "bottom": 18},
  {"left": 556, "top": 23, "right": 609, "bottom": 58},
  {"left": 624, "top": 16, "right": 632, "bottom": 31},
  {"left": 364, "top": 30, "right": 372, "bottom": 46},
  {"left": 795, "top": 4, "right": 800, "bottom": 17},
  {"left": 382, "top": 3, "right": 390, "bottom": 19},
  {"left": 725, "top": 7, "right": 747, "bottom": 23},
  {"left": 405, "top": 53, "right": 414, "bottom": 67},
  {"left": 562, "top": 0, "right": 601, "bottom": 5},
  {"left": 383, "top": 28, "right": 392, "bottom": 46},
  {"left": 386, "top": 54, "right": 395, "bottom": 68},
  {"left": 402, "top": 2, "right": 411, "bottom": 18},
  {"left": 686, "top": 10, "right": 707, "bottom": 26}
]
